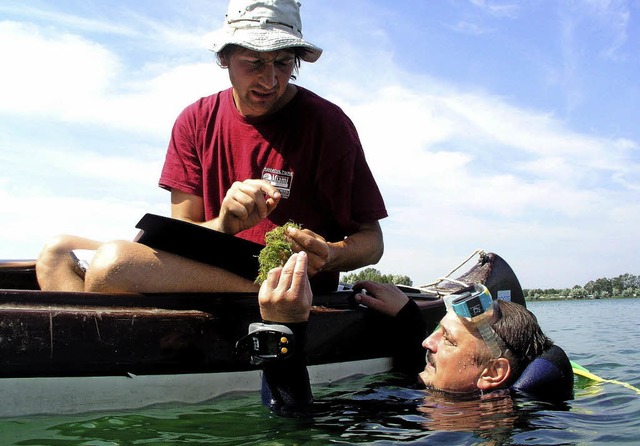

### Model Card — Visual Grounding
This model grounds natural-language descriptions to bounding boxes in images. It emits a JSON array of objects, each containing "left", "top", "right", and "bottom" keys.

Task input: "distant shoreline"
[{"left": 526, "top": 295, "right": 638, "bottom": 302}]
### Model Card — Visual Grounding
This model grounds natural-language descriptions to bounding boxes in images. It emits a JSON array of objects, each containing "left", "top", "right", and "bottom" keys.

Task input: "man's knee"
[
  {"left": 38, "top": 235, "right": 74, "bottom": 260},
  {"left": 36, "top": 235, "right": 80, "bottom": 279},
  {"left": 84, "top": 240, "right": 137, "bottom": 292},
  {"left": 37, "top": 234, "right": 100, "bottom": 265},
  {"left": 36, "top": 235, "right": 81, "bottom": 290}
]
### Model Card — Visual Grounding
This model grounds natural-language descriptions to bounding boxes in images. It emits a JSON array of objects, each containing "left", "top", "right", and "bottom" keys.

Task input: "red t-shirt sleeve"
[{"left": 159, "top": 100, "right": 207, "bottom": 197}]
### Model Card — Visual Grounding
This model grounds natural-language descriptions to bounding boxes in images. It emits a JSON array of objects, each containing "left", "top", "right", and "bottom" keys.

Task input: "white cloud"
[
  {"left": 0, "top": 20, "right": 229, "bottom": 135},
  {"left": 0, "top": 21, "right": 119, "bottom": 115},
  {"left": 0, "top": 22, "right": 229, "bottom": 135},
  {"left": 313, "top": 66, "right": 639, "bottom": 287},
  {"left": 0, "top": 185, "right": 166, "bottom": 261}
]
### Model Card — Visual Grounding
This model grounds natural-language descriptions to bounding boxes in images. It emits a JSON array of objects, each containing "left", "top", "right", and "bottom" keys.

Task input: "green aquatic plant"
[{"left": 255, "top": 222, "right": 301, "bottom": 285}]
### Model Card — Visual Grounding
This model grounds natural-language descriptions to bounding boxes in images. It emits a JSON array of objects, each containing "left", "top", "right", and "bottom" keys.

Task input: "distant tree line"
[
  {"left": 524, "top": 273, "right": 640, "bottom": 300},
  {"left": 341, "top": 268, "right": 413, "bottom": 286},
  {"left": 341, "top": 269, "right": 639, "bottom": 300}
]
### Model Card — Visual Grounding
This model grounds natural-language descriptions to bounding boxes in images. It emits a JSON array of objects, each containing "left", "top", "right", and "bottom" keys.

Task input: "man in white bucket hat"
[
  {"left": 207, "top": 0, "right": 322, "bottom": 118},
  {"left": 210, "top": 0, "right": 322, "bottom": 62},
  {"left": 37, "top": 0, "right": 387, "bottom": 295}
]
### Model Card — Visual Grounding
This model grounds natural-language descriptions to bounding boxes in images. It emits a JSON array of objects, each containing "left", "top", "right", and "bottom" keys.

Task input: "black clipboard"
[{"left": 134, "top": 213, "right": 262, "bottom": 281}]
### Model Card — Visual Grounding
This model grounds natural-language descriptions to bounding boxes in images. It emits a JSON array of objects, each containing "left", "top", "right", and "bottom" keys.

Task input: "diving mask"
[{"left": 443, "top": 284, "right": 505, "bottom": 358}]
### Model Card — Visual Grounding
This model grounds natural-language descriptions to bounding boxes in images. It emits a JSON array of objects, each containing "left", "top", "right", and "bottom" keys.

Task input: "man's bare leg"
[
  {"left": 36, "top": 235, "right": 102, "bottom": 291},
  {"left": 84, "top": 239, "right": 259, "bottom": 293}
]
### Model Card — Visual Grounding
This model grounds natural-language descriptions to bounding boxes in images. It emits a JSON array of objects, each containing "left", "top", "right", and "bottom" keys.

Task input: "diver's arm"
[
  {"left": 256, "top": 253, "right": 315, "bottom": 415},
  {"left": 260, "top": 322, "right": 313, "bottom": 415},
  {"left": 353, "top": 282, "right": 429, "bottom": 377},
  {"left": 391, "top": 299, "right": 429, "bottom": 376}
]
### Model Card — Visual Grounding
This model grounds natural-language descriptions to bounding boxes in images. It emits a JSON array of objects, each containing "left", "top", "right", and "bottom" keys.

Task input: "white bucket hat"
[{"left": 209, "top": 0, "right": 323, "bottom": 63}]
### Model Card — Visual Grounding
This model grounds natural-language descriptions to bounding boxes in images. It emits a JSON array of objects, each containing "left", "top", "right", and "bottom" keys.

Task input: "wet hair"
[
  {"left": 490, "top": 300, "right": 554, "bottom": 383},
  {"left": 216, "top": 44, "right": 305, "bottom": 80}
]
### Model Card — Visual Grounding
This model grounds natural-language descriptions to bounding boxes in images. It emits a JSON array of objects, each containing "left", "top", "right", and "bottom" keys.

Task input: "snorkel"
[{"left": 443, "top": 284, "right": 505, "bottom": 359}]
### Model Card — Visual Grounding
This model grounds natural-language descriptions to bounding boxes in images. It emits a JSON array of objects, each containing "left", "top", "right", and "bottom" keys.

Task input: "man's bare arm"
[
  {"left": 286, "top": 220, "right": 383, "bottom": 276},
  {"left": 170, "top": 180, "right": 281, "bottom": 234}
]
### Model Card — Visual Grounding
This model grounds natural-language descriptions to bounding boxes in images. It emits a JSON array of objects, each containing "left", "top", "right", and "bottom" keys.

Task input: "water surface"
[{"left": 1, "top": 298, "right": 639, "bottom": 445}]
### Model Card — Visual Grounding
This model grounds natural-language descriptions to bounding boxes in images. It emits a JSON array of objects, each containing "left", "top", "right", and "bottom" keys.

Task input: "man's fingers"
[
  {"left": 275, "top": 252, "right": 299, "bottom": 291},
  {"left": 263, "top": 253, "right": 307, "bottom": 294},
  {"left": 287, "top": 227, "right": 329, "bottom": 257},
  {"left": 264, "top": 194, "right": 281, "bottom": 216},
  {"left": 226, "top": 180, "right": 278, "bottom": 220},
  {"left": 353, "top": 280, "right": 383, "bottom": 294},
  {"left": 259, "top": 185, "right": 281, "bottom": 218},
  {"left": 245, "top": 179, "right": 280, "bottom": 197},
  {"left": 258, "top": 252, "right": 312, "bottom": 323},
  {"left": 264, "top": 266, "right": 283, "bottom": 290},
  {"left": 354, "top": 292, "right": 381, "bottom": 310},
  {"left": 353, "top": 283, "right": 408, "bottom": 317},
  {"left": 290, "top": 251, "right": 308, "bottom": 286},
  {"left": 250, "top": 184, "right": 281, "bottom": 219}
]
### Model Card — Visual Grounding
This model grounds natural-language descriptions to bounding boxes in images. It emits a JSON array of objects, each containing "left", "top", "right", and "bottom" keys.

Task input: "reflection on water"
[
  {"left": 1, "top": 299, "right": 639, "bottom": 445},
  {"left": 418, "top": 390, "right": 519, "bottom": 432},
  {"left": 310, "top": 376, "right": 575, "bottom": 445}
]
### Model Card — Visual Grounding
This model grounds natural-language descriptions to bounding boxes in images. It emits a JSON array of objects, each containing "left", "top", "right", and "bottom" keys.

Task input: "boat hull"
[{"left": 0, "top": 252, "right": 523, "bottom": 416}]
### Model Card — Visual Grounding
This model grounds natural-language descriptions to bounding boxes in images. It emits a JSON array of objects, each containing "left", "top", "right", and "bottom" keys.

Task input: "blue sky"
[{"left": 1, "top": 0, "right": 638, "bottom": 289}]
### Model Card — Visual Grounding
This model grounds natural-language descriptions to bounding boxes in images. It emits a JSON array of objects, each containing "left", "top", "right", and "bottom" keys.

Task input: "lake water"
[{"left": 1, "top": 298, "right": 639, "bottom": 445}]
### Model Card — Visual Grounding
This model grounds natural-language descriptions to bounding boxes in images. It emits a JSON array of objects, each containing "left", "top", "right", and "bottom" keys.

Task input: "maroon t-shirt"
[{"left": 159, "top": 87, "right": 387, "bottom": 289}]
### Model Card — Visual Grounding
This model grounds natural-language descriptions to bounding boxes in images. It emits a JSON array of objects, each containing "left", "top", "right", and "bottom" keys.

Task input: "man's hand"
[
  {"left": 352, "top": 280, "right": 409, "bottom": 317},
  {"left": 285, "top": 221, "right": 383, "bottom": 277},
  {"left": 285, "top": 226, "right": 334, "bottom": 277},
  {"left": 214, "top": 179, "right": 281, "bottom": 234},
  {"left": 259, "top": 252, "right": 313, "bottom": 323}
]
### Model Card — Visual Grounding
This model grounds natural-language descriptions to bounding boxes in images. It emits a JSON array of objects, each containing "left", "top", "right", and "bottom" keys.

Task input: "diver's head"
[{"left": 420, "top": 285, "right": 552, "bottom": 393}]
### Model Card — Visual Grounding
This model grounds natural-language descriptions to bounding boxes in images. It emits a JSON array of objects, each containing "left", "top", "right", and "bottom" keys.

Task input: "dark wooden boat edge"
[{"left": 0, "top": 251, "right": 525, "bottom": 416}]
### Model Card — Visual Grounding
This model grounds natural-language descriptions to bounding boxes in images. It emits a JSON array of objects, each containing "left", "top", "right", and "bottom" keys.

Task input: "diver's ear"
[{"left": 477, "top": 357, "right": 511, "bottom": 390}]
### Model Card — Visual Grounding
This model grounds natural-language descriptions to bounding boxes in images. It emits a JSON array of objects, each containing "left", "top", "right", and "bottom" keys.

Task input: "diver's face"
[{"left": 419, "top": 312, "right": 488, "bottom": 393}]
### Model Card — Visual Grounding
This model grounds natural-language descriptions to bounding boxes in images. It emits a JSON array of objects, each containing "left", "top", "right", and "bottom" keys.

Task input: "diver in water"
[{"left": 239, "top": 252, "right": 573, "bottom": 415}]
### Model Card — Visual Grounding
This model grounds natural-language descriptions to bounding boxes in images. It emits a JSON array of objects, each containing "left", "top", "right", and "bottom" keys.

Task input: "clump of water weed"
[{"left": 255, "top": 222, "right": 301, "bottom": 285}]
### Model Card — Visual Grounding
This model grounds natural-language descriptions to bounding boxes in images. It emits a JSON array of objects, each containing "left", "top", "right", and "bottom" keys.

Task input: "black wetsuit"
[
  {"left": 260, "top": 300, "right": 427, "bottom": 415},
  {"left": 258, "top": 299, "right": 574, "bottom": 415}
]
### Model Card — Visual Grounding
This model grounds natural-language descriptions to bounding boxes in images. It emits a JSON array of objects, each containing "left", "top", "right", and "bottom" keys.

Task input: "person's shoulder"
[
  {"left": 294, "top": 86, "right": 350, "bottom": 121},
  {"left": 176, "top": 88, "right": 232, "bottom": 122},
  {"left": 184, "top": 88, "right": 230, "bottom": 112}
]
